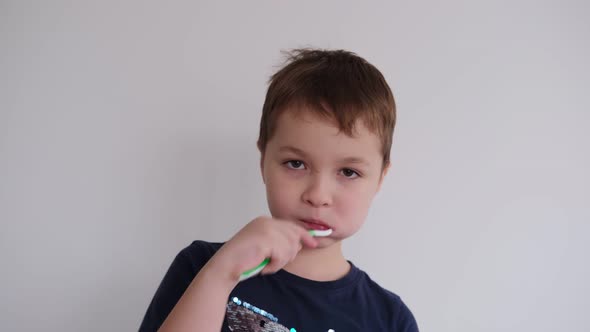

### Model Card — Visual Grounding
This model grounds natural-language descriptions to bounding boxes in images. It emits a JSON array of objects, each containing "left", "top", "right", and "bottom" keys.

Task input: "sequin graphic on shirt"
[
  {"left": 226, "top": 299, "right": 289, "bottom": 332},
  {"left": 225, "top": 296, "right": 335, "bottom": 332}
]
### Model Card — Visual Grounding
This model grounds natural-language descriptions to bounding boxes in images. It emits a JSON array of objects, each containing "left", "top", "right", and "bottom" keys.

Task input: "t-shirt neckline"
[{"left": 272, "top": 260, "right": 362, "bottom": 291}]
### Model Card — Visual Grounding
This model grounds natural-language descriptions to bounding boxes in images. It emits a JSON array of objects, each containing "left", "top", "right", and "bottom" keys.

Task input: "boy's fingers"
[
  {"left": 300, "top": 230, "right": 318, "bottom": 248},
  {"left": 261, "top": 256, "right": 286, "bottom": 275}
]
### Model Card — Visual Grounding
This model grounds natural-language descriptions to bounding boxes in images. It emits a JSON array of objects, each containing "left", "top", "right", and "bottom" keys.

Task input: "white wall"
[{"left": 1, "top": 1, "right": 588, "bottom": 331}]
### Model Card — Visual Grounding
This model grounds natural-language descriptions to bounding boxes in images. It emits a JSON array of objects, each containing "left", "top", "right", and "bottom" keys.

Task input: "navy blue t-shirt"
[{"left": 140, "top": 240, "right": 419, "bottom": 332}]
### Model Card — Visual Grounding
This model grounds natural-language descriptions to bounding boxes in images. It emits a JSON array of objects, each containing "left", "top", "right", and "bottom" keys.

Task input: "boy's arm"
[
  {"left": 154, "top": 217, "right": 317, "bottom": 332},
  {"left": 157, "top": 258, "right": 237, "bottom": 332},
  {"left": 139, "top": 241, "right": 216, "bottom": 332}
]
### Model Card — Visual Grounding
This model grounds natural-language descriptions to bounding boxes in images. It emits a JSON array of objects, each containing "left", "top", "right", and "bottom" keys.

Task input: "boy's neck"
[{"left": 283, "top": 241, "right": 350, "bottom": 282}]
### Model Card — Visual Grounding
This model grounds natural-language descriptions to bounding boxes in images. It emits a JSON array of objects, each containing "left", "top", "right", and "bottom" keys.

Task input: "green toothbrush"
[{"left": 239, "top": 228, "right": 333, "bottom": 281}]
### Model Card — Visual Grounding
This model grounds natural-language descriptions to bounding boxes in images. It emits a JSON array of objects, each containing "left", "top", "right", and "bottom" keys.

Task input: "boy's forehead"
[
  {"left": 268, "top": 108, "right": 382, "bottom": 159},
  {"left": 280, "top": 109, "right": 342, "bottom": 135}
]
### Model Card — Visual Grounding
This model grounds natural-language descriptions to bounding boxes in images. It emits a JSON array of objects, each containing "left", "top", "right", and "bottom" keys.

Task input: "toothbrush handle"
[{"left": 238, "top": 258, "right": 270, "bottom": 281}]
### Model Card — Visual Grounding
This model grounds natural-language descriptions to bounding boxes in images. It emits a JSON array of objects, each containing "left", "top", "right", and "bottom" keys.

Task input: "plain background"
[{"left": 1, "top": 1, "right": 589, "bottom": 331}]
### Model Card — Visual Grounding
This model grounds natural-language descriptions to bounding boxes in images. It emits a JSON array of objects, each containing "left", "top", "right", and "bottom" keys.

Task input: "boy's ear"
[
  {"left": 259, "top": 149, "right": 266, "bottom": 184},
  {"left": 260, "top": 157, "right": 265, "bottom": 184},
  {"left": 377, "top": 161, "right": 390, "bottom": 192}
]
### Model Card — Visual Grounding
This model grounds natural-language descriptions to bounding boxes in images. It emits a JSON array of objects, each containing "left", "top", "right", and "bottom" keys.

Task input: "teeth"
[{"left": 309, "top": 229, "right": 333, "bottom": 237}]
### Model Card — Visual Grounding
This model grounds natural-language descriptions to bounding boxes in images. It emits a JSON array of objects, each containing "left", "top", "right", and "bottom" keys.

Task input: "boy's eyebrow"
[
  {"left": 278, "top": 146, "right": 370, "bottom": 166},
  {"left": 340, "top": 156, "right": 370, "bottom": 166},
  {"left": 279, "top": 146, "right": 308, "bottom": 156}
]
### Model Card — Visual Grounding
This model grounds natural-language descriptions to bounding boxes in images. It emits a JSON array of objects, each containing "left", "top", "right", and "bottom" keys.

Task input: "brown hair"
[{"left": 257, "top": 48, "right": 396, "bottom": 168}]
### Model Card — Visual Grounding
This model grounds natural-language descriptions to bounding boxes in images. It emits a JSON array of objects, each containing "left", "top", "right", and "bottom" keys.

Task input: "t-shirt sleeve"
[
  {"left": 138, "top": 241, "right": 216, "bottom": 332},
  {"left": 396, "top": 299, "right": 419, "bottom": 332}
]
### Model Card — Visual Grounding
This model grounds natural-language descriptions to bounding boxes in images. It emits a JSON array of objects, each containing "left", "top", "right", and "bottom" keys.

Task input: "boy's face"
[{"left": 260, "top": 106, "right": 389, "bottom": 247}]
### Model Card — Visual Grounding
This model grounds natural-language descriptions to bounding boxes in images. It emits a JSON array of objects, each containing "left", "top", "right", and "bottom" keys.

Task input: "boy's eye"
[
  {"left": 341, "top": 168, "right": 360, "bottom": 179},
  {"left": 285, "top": 160, "right": 305, "bottom": 170}
]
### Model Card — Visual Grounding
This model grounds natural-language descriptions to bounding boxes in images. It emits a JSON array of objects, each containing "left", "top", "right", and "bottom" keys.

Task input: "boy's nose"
[{"left": 301, "top": 175, "right": 333, "bottom": 207}]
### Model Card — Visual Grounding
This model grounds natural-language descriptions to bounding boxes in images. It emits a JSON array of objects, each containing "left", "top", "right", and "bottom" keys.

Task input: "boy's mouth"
[{"left": 299, "top": 218, "right": 331, "bottom": 231}]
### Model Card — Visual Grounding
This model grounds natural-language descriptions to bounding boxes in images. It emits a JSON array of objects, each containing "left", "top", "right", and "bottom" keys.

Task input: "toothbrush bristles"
[{"left": 311, "top": 229, "right": 333, "bottom": 237}]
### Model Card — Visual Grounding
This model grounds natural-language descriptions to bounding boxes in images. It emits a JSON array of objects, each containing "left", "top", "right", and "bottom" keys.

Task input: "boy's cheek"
[
  {"left": 337, "top": 201, "right": 371, "bottom": 232},
  {"left": 267, "top": 178, "right": 302, "bottom": 203},
  {"left": 265, "top": 186, "right": 298, "bottom": 218}
]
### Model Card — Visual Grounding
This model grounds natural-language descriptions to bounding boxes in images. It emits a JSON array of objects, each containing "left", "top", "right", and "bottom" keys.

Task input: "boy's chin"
[{"left": 309, "top": 237, "right": 342, "bottom": 249}]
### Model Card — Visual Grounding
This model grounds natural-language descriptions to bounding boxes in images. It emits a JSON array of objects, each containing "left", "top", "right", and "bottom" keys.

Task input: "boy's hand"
[{"left": 205, "top": 216, "right": 318, "bottom": 284}]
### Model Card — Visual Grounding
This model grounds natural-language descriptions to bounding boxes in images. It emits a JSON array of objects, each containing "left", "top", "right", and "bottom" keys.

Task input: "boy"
[{"left": 140, "top": 49, "right": 418, "bottom": 331}]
